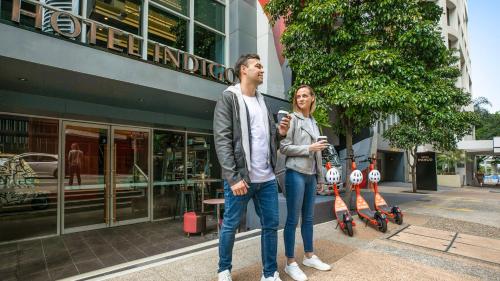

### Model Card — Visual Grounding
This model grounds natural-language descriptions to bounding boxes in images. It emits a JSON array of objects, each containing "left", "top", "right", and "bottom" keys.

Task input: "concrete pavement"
[{"left": 67, "top": 184, "right": 500, "bottom": 281}]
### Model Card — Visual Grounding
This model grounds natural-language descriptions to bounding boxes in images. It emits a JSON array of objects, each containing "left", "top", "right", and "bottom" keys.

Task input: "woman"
[{"left": 280, "top": 85, "right": 331, "bottom": 281}]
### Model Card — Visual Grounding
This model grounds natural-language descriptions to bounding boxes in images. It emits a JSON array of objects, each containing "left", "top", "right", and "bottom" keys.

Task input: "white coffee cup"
[
  {"left": 317, "top": 136, "right": 328, "bottom": 143},
  {"left": 277, "top": 110, "right": 289, "bottom": 122}
]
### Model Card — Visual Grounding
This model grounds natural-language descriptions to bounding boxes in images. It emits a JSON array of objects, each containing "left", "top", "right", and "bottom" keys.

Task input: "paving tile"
[
  {"left": 449, "top": 242, "right": 500, "bottom": 264},
  {"left": 17, "top": 259, "right": 47, "bottom": 277},
  {"left": 17, "top": 240, "right": 41, "bottom": 251},
  {"left": 45, "top": 251, "right": 73, "bottom": 269},
  {"left": 0, "top": 254, "right": 18, "bottom": 270},
  {"left": 74, "top": 259, "right": 104, "bottom": 274},
  {"left": 455, "top": 233, "right": 500, "bottom": 251},
  {"left": 118, "top": 247, "right": 147, "bottom": 261},
  {"left": 18, "top": 247, "right": 44, "bottom": 261},
  {"left": 49, "top": 263, "right": 79, "bottom": 280},
  {"left": 98, "top": 253, "right": 127, "bottom": 267},
  {"left": 0, "top": 264, "right": 17, "bottom": 278},
  {"left": 0, "top": 243, "right": 18, "bottom": 255},
  {"left": 42, "top": 237, "right": 65, "bottom": 248},
  {"left": 91, "top": 245, "right": 116, "bottom": 256},
  {"left": 390, "top": 232, "right": 451, "bottom": 251},
  {"left": 404, "top": 225, "right": 456, "bottom": 240},
  {"left": 69, "top": 247, "right": 97, "bottom": 262},
  {"left": 18, "top": 270, "right": 51, "bottom": 281}
]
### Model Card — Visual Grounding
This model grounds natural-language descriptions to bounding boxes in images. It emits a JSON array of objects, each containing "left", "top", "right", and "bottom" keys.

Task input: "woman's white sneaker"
[
  {"left": 260, "top": 271, "right": 282, "bottom": 281},
  {"left": 302, "top": 255, "right": 331, "bottom": 271},
  {"left": 218, "top": 269, "right": 232, "bottom": 281},
  {"left": 284, "top": 262, "right": 308, "bottom": 281}
]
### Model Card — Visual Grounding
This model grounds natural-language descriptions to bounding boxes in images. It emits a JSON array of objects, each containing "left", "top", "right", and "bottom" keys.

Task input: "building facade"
[{"left": 0, "top": 0, "right": 289, "bottom": 244}]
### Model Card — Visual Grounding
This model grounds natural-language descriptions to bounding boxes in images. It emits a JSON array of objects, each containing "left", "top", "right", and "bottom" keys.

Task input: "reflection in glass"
[
  {"left": 187, "top": 134, "right": 221, "bottom": 210},
  {"left": 153, "top": 0, "right": 189, "bottom": 16},
  {"left": 153, "top": 130, "right": 184, "bottom": 219},
  {"left": 113, "top": 129, "right": 149, "bottom": 222},
  {"left": 194, "top": 0, "right": 224, "bottom": 32},
  {"left": 88, "top": 0, "right": 142, "bottom": 52},
  {"left": 0, "top": 115, "right": 59, "bottom": 243},
  {"left": 148, "top": 5, "right": 188, "bottom": 51},
  {"left": 194, "top": 25, "right": 225, "bottom": 64},
  {"left": 64, "top": 125, "right": 108, "bottom": 229}
]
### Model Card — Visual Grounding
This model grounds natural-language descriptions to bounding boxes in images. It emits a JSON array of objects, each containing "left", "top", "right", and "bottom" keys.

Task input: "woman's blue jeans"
[{"left": 284, "top": 169, "right": 316, "bottom": 258}]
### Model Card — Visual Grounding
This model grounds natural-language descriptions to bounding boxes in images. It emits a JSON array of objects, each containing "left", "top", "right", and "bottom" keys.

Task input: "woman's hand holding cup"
[{"left": 309, "top": 136, "right": 329, "bottom": 152}]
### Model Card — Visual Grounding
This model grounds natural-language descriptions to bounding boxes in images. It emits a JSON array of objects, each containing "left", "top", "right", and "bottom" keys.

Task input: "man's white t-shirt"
[{"left": 242, "top": 95, "right": 275, "bottom": 183}]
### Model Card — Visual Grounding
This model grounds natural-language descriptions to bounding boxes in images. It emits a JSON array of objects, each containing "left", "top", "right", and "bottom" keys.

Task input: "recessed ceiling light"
[
  {"left": 18, "top": 77, "right": 28, "bottom": 81},
  {"left": 104, "top": 17, "right": 108, "bottom": 20}
]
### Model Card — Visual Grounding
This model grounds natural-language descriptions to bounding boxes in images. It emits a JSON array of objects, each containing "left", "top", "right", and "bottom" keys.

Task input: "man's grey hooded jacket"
[{"left": 213, "top": 84, "right": 280, "bottom": 187}]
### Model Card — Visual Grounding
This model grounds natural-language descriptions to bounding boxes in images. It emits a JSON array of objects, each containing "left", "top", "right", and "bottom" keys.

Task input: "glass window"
[
  {"left": 194, "top": 0, "right": 224, "bottom": 33},
  {"left": 89, "top": 0, "right": 142, "bottom": 34},
  {"left": 152, "top": 130, "right": 185, "bottom": 219},
  {"left": 152, "top": 0, "right": 188, "bottom": 16},
  {"left": 1, "top": 0, "right": 37, "bottom": 25},
  {"left": 148, "top": 5, "right": 188, "bottom": 51},
  {"left": 0, "top": 115, "right": 59, "bottom": 243},
  {"left": 194, "top": 25, "right": 225, "bottom": 64}
]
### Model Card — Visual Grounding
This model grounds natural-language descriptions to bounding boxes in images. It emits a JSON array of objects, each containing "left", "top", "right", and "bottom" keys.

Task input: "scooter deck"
[
  {"left": 378, "top": 204, "right": 392, "bottom": 213},
  {"left": 358, "top": 207, "right": 376, "bottom": 219},
  {"left": 356, "top": 196, "right": 376, "bottom": 218}
]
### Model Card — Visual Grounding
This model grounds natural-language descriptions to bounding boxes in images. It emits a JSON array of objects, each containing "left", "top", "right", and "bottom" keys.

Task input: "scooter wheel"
[
  {"left": 377, "top": 217, "right": 387, "bottom": 233},
  {"left": 346, "top": 221, "right": 353, "bottom": 237},
  {"left": 395, "top": 212, "right": 403, "bottom": 225}
]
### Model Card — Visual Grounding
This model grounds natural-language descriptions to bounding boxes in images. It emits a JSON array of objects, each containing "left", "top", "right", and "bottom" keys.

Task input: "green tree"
[
  {"left": 475, "top": 111, "right": 500, "bottom": 140},
  {"left": 437, "top": 150, "right": 463, "bottom": 175},
  {"left": 265, "top": 0, "right": 475, "bottom": 197}
]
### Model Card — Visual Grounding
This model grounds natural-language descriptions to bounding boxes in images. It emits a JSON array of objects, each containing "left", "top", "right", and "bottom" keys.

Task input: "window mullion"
[
  {"left": 188, "top": 0, "right": 194, "bottom": 56},
  {"left": 142, "top": 0, "right": 149, "bottom": 60}
]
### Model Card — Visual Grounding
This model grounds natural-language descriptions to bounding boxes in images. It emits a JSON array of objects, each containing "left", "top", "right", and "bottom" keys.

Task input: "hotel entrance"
[{"left": 62, "top": 122, "right": 150, "bottom": 233}]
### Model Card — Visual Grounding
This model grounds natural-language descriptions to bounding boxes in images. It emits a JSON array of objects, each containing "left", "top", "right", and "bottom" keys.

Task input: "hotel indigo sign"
[{"left": 9, "top": 0, "right": 235, "bottom": 84}]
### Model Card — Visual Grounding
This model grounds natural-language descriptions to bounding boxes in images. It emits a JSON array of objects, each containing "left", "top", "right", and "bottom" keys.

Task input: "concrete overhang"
[{"left": 458, "top": 139, "right": 499, "bottom": 155}]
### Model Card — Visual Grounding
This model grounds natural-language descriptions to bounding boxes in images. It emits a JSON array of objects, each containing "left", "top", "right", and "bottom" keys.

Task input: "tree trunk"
[{"left": 410, "top": 146, "right": 418, "bottom": 193}]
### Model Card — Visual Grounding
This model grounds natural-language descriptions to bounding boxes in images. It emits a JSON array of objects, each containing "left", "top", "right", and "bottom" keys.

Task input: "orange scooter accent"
[
  {"left": 367, "top": 158, "right": 403, "bottom": 225},
  {"left": 350, "top": 158, "right": 388, "bottom": 233},
  {"left": 326, "top": 162, "right": 356, "bottom": 236}
]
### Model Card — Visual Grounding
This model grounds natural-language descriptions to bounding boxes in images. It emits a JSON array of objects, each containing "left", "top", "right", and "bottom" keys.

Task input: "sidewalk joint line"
[
  {"left": 386, "top": 224, "right": 410, "bottom": 239},
  {"left": 445, "top": 232, "right": 459, "bottom": 252}
]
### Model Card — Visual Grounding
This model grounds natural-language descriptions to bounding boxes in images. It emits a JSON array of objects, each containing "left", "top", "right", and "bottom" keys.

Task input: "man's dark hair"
[{"left": 234, "top": 54, "right": 260, "bottom": 81}]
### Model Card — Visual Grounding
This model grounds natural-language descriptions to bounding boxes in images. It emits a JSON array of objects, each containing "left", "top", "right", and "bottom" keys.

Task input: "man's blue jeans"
[
  {"left": 218, "top": 179, "right": 279, "bottom": 278},
  {"left": 284, "top": 169, "right": 316, "bottom": 258}
]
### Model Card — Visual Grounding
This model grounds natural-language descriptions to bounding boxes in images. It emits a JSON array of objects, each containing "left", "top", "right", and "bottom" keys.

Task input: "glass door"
[
  {"left": 63, "top": 122, "right": 110, "bottom": 231},
  {"left": 111, "top": 127, "right": 149, "bottom": 225}
]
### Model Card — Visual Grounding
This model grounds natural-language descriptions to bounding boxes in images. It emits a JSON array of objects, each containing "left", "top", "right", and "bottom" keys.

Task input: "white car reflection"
[{"left": 18, "top": 153, "right": 58, "bottom": 178}]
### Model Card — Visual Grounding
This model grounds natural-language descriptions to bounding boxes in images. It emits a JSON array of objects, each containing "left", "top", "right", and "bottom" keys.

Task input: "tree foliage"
[
  {"left": 475, "top": 111, "right": 500, "bottom": 140},
  {"left": 265, "top": 0, "right": 478, "bottom": 194}
]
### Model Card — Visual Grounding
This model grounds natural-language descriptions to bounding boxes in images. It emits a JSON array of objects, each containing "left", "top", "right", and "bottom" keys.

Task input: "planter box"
[{"left": 437, "top": 174, "right": 462, "bottom": 188}]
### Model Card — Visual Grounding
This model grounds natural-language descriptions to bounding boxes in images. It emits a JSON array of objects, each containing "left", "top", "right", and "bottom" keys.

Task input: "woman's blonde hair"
[{"left": 292, "top": 85, "right": 316, "bottom": 114}]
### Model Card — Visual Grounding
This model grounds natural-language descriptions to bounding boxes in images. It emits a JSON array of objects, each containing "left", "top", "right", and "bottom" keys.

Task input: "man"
[{"left": 214, "top": 54, "right": 291, "bottom": 281}]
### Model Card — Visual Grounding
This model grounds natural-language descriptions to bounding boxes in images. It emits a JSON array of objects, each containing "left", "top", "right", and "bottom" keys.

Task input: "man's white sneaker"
[
  {"left": 218, "top": 269, "right": 232, "bottom": 281},
  {"left": 284, "top": 262, "right": 308, "bottom": 281},
  {"left": 302, "top": 255, "right": 332, "bottom": 271},
  {"left": 260, "top": 271, "right": 282, "bottom": 281}
]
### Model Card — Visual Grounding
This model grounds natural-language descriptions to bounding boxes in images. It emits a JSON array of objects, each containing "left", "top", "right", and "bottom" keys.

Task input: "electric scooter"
[
  {"left": 325, "top": 162, "right": 355, "bottom": 236},
  {"left": 367, "top": 157, "right": 403, "bottom": 225},
  {"left": 348, "top": 156, "right": 388, "bottom": 233}
]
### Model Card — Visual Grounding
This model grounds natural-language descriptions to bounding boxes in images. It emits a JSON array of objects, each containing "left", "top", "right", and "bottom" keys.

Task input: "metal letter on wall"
[
  {"left": 50, "top": 11, "right": 81, "bottom": 38},
  {"left": 416, "top": 152, "right": 438, "bottom": 191},
  {"left": 11, "top": 0, "right": 42, "bottom": 29}
]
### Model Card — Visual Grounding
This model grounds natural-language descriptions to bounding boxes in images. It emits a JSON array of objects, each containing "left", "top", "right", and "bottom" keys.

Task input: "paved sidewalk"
[{"left": 65, "top": 185, "right": 500, "bottom": 281}]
